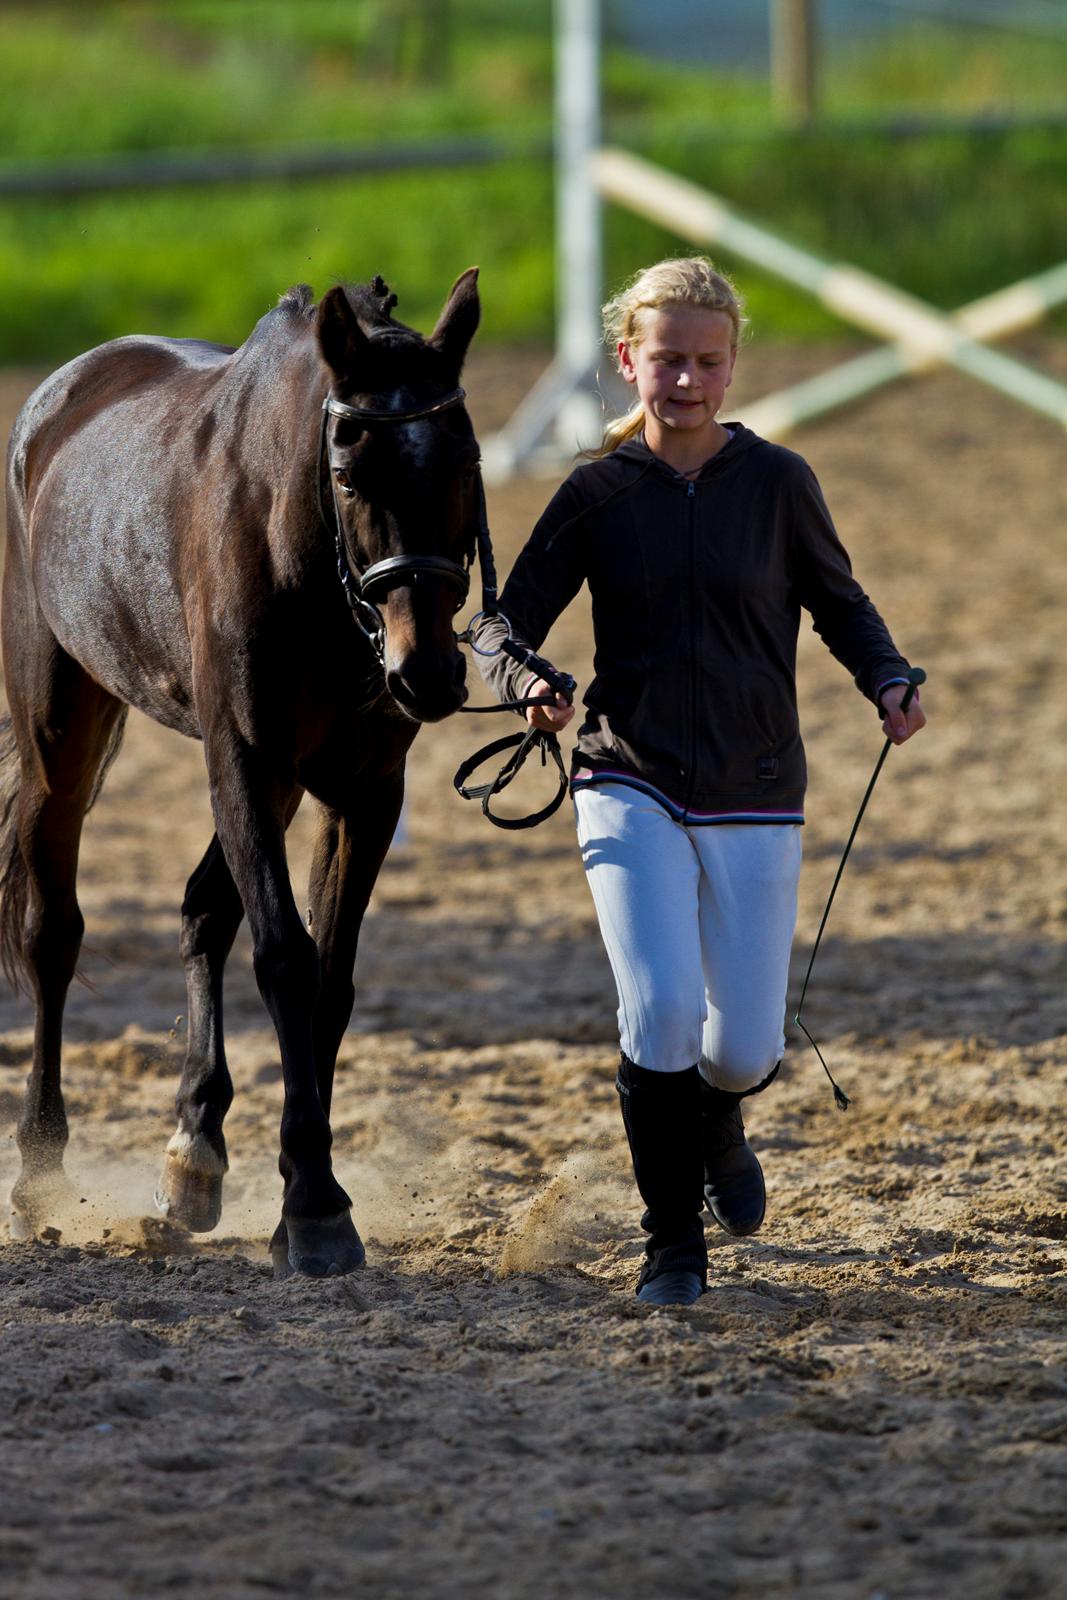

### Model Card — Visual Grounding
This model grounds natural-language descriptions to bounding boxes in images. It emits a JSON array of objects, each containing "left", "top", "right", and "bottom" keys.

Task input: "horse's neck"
[
  {"left": 221, "top": 327, "right": 328, "bottom": 566},
  {"left": 232, "top": 323, "right": 324, "bottom": 482}
]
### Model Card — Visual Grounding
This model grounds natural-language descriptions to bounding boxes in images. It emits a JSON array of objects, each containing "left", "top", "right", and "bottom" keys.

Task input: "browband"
[{"left": 323, "top": 388, "right": 466, "bottom": 425}]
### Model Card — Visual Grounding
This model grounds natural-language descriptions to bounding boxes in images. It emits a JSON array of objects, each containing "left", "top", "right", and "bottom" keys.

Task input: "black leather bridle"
[
  {"left": 317, "top": 377, "right": 577, "bottom": 827},
  {"left": 317, "top": 385, "right": 492, "bottom": 659}
]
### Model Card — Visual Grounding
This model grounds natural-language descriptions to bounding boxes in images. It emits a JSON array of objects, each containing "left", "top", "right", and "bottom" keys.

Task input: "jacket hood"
[{"left": 612, "top": 423, "right": 764, "bottom": 477}]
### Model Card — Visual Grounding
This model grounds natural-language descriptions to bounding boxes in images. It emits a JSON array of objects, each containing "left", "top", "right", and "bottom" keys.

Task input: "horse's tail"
[{"left": 0, "top": 715, "right": 29, "bottom": 995}]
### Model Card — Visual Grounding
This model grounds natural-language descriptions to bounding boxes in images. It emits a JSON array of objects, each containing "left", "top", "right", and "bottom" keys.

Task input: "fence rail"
[
  {"left": 592, "top": 145, "right": 1067, "bottom": 431},
  {"left": 0, "top": 134, "right": 550, "bottom": 200}
]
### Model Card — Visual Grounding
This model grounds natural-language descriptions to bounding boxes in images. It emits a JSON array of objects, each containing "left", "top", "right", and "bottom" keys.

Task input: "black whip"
[{"left": 793, "top": 667, "right": 926, "bottom": 1110}]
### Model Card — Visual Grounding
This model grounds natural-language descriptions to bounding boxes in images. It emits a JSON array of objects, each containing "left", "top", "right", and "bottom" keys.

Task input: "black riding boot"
[
  {"left": 700, "top": 1063, "right": 779, "bottom": 1238},
  {"left": 616, "top": 1055, "right": 707, "bottom": 1306}
]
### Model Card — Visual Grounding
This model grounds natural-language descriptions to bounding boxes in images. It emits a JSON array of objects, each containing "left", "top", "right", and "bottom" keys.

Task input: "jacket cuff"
[
  {"left": 876, "top": 675, "right": 910, "bottom": 709},
  {"left": 857, "top": 657, "right": 910, "bottom": 707},
  {"left": 470, "top": 612, "right": 526, "bottom": 706}
]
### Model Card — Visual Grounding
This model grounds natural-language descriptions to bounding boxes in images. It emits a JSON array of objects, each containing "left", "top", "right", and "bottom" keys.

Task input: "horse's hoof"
[
  {"left": 283, "top": 1210, "right": 365, "bottom": 1279},
  {"left": 10, "top": 1169, "right": 74, "bottom": 1240},
  {"left": 9, "top": 1207, "right": 33, "bottom": 1242},
  {"left": 155, "top": 1156, "right": 224, "bottom": 1233},
  {"left": 270, "top": 1221, "right": 294, "bottom": 1281}
]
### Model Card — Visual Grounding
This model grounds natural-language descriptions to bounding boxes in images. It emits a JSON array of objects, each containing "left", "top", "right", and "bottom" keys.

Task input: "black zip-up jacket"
[{"left": 474, "top": 427, "right": 911, "bottom": 819}]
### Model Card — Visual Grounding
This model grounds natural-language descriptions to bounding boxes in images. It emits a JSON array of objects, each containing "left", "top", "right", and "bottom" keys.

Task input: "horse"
[{"left": 0, "top": 269, "right": 483, "bottom": 1278}]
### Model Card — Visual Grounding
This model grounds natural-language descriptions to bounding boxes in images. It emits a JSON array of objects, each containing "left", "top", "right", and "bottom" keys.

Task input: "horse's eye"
[{"left": 334, "top": 471, "right": 355, "bottom": 498}]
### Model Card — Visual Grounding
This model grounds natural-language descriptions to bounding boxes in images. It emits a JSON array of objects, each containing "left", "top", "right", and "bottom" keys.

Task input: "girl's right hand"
[{"left": 525, "top": 677, "right": 575, "bottom": 733}]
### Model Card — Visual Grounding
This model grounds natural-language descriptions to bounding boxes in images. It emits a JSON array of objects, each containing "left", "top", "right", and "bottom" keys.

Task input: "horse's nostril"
[
  {"left": 385, "top": 659, "right": 467, "bottom": 723},
  {"left": 385, "top": 669, "right": 410, "bottom": 706}
]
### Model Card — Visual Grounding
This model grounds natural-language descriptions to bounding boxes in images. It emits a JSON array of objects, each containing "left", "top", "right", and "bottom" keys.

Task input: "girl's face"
[{"left": 618, "top": 304, "right": 737, "bottom": 452}]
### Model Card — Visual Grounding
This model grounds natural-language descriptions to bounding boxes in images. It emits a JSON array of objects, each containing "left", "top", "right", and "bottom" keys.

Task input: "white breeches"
[{"left": 574, "top": 784, "right": 802, "bottom": 1088}]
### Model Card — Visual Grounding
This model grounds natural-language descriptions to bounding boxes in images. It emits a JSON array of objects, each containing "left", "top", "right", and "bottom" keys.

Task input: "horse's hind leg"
[
  {"left": 4, "top": 649, "right": 127, "bottom": 1237},
  {"left": 155, "top": 835, "right": 244, "bottom": 1232},
  {"left": 157, "top": 794, "right": 303, "bottom": 1231}
]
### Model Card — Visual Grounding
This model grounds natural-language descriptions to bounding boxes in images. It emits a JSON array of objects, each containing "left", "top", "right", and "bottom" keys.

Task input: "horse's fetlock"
[
  {"left": 279, "top": 1103, "right": 333, "bottom": 1171},
  {"left": 175, "top": 1069, "right": 234, "bottom": 1133},
  {"left": 15, "top": 1123, "right": 69, "bottom": 1173},
  {"left": 281, "top": 1165, "right": 351, "bottom": 1222}
]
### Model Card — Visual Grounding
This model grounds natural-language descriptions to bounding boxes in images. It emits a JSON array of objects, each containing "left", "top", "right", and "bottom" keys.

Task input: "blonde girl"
[{"left": 475, "top": 258, "right": 924, "bottom": 1305}]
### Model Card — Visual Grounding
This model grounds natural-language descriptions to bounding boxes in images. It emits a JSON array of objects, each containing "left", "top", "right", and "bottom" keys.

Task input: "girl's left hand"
[{"left": 880, "top": 683, "right": 927, "bottom": 744}]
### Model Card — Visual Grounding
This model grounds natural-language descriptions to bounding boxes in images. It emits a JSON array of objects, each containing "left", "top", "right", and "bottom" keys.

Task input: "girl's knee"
[
  {"left": 623, "top": 995, "right": 704, "bottom": 1074},
  {"left": 705, "top": 1050, "right": 781, "bottom": 1096}
]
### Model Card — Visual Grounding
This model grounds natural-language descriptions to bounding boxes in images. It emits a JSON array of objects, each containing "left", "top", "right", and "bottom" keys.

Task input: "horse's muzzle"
[{"left": 385, "top": 648, "right": 468, "bottom": 723}]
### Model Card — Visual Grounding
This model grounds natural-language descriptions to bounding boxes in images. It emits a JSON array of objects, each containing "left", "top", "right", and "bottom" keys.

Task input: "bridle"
[
  {"left": 317, "top": 384, "right": 498, "bottom": 660},
  {"left": 317, "top": 375, "right": 576, "bottom": 829}
]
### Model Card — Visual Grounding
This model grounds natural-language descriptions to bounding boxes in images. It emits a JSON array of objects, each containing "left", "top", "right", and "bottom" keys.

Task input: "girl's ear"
[
  {"left": 316, "top": 286, "right": 371, "bottom": 381},
  {"left": 618, "top": 339, "right": 639, "bottom": 384}
]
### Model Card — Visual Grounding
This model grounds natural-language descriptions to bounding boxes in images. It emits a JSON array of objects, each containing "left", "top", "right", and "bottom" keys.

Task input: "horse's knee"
[{"left": 253, "top": 925, "right": 320, "bottom": 1008}]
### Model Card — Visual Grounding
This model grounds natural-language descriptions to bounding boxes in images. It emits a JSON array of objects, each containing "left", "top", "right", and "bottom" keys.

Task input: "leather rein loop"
[{"left": 453, "top": 724, "right": 570, "bottom": 831}]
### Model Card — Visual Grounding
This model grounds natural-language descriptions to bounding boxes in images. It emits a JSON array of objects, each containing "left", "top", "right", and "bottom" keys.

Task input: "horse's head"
[{"left": 315, "top": 270, "right": 482, "bottom": 723}]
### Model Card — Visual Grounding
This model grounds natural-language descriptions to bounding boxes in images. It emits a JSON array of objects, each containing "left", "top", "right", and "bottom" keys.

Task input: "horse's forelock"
[{"left": 345, "top": 280, "right": 417, "bottom": 339}]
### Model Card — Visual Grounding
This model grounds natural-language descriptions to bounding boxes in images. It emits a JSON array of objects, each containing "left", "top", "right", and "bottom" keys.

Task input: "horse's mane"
[{"left": 277, "top": 277, "right": 421, "bottom": 344}]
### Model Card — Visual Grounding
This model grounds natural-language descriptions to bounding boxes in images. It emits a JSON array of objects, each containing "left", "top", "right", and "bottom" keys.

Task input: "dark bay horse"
[{"left": 1, "top": 270, "right": 483, "bottom": 1277}]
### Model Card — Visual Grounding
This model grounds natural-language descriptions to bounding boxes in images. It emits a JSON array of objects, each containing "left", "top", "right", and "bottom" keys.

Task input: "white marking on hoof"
[
  {"left": 9, "top": 1209, "right": 33, "bottom": 1241},
  {"left": 164, "top": 1128, "right": 227, "bottom": 1175}
]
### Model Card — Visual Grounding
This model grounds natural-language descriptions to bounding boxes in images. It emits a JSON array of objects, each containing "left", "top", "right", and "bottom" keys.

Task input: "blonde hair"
[{"left": 591, "top": 257, "right": 746, "bottom": 458}]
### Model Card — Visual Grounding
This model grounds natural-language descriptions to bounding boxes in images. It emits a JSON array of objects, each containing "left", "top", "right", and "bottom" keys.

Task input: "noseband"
[{"left": 317, "top": 387, "right": 498, "bottom": 659}]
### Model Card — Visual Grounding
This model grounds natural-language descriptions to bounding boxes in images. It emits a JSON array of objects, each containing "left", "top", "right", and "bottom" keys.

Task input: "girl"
[{"left": 474, "top": 258, "right": 925, "bottom": 1306}]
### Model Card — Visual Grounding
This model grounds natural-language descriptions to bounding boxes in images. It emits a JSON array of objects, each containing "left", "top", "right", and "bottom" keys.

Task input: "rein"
[{"left": 317, "top": 383, "right": 576, "bottom": 829}]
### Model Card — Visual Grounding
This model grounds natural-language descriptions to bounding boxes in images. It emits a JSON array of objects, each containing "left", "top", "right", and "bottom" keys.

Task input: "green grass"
[
  {"left": 0, "top": 164, "right": 557, "bottom": 360},
  {"left": 2, "top": 2, "right": 1066, "bottom": 362}
]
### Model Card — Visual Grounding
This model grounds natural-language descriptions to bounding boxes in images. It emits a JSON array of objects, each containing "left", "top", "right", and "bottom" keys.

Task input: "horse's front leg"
[
  {"left": 269, "top": 774, "right": 405, "bottom": 1278},
  {"left": 208, "top": 737, "right": 362, "bottom": 1278}
]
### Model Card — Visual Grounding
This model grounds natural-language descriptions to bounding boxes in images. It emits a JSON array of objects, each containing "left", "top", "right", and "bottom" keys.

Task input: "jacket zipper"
[{"left": 685, "top": 479, "right": 696, "bottom": 816}]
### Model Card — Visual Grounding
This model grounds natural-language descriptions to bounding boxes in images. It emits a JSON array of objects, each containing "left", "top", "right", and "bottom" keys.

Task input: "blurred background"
[{"left": 1, "top": 0, "right": 1066, "bottom": 370}]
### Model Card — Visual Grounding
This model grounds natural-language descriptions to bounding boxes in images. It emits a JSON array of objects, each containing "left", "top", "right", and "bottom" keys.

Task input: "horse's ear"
[
  {"left": 429, "top": 267, "right": 480, "bottom": 373},
  {"left": 316, "top": 286, "right": 371, "bottom": 381}
]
